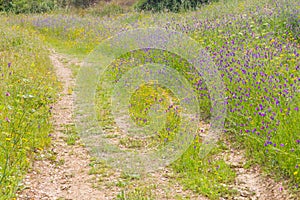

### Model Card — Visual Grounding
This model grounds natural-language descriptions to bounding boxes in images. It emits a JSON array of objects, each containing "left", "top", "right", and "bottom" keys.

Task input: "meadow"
[
  {"left": 0, "top": 0, "right": 299, "bottom": 199},
  {"left": 0, "top": 18, "right": 58, "bottom": 198}
]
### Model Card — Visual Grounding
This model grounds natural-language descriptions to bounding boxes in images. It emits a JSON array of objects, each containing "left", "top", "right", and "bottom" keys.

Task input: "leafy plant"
[
  {"left": 135, "top": 0, "right": 216, "bottom": 12},
  {"left": 0, "top": 0, "right": 55, "bottom": 13}
]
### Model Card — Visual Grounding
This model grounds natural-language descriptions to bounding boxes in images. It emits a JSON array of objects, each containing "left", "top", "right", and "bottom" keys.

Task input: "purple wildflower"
[{"left": 5, "top": 117, "right": 10, "bottom": 123}]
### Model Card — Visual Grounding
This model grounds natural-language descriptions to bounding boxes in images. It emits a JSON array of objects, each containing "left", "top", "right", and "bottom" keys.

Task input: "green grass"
[
  {"left": 62, "top": 124, "right": 79, "bottom": 145},
  {"left": 116, "top": 187, "right": 155, "bottom": 200},
  {"left": 171, "top": 142, "right": 237, "bottom": 199},
  {"left": 0, "top": 18, "right": 58, "bottom": 198},
  {"left": 1, "top": 0, "right": 299, "bottom": 199}
]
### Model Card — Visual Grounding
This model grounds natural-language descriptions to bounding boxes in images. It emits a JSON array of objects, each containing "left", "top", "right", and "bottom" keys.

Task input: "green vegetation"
[
  {"left": 0, "top": 0, "right": 98, "bottom": 13},
  {"left": 0, "top": 0, "right": 299, "bottom": 199},
  {"left": 116, "top": 186, "right": 155, "bottom": 200},
  {"left": 135, "top": 0, "right": 215, "bottom": 12},
  {"left": 0, "top": 0, "right": 216, "bottom": 14},
  {"left": 172, "top": 142, "right": 237, "bottom": 198},
  {"left": 0, "top": 0, "right": 55, "bottom": 13},
  {"left": 63, "top": 124, "right": 79, "bottom": 145},
  {"left": 0, "top": 19, "right": 57, "bottom": 198}
]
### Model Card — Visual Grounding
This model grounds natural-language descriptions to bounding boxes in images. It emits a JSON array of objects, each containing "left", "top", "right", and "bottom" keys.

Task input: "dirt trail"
[
  {"left": 222, "top": 140, "right": 295, "bottom": 200},
  {"left": 17, "top": 52, "right": 106, "bottom": 200}
]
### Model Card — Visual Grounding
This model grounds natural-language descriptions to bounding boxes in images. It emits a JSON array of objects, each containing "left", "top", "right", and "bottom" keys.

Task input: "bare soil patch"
[{"left": 222, "top": 140, "right": 295, "bottom": 200}]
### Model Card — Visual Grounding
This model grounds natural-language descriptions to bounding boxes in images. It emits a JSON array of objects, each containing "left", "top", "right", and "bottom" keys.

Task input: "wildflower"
[
  {"left": 259, "top": 112, "right": 266, "bottom": 117},
  {"left": 5, "top": 92, "right": 10, "bottom": 96},
  {"left": 5, "top": 117, "right": 10, "bottom": 123}
]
